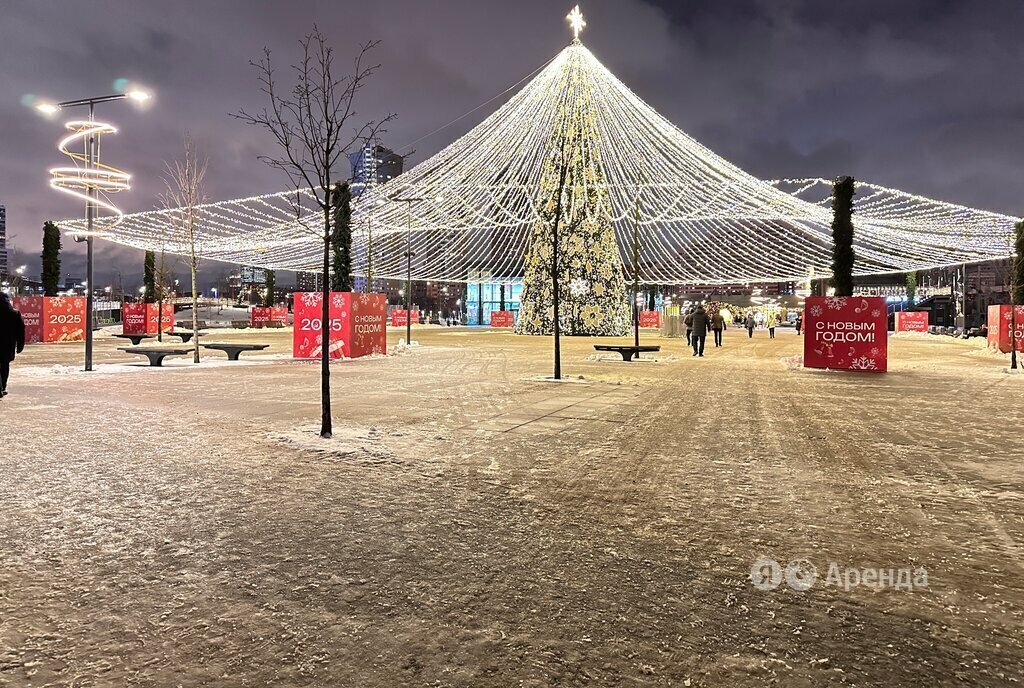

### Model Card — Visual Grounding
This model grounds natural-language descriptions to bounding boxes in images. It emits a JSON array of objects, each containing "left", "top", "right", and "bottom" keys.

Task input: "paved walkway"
[{"left": 2, "top": 327, "right": 1022, "bottom": 686}]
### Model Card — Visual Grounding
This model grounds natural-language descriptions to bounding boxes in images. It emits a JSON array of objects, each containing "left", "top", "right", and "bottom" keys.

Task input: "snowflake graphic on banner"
[
  {"left": 50, "top": 296, "right": 66, "bottom": 307},
  {"left": 870, "top": 347, "right": 881, "bottom": 357},
  {"left": 810, "top": 305, "right": 823, "bottom": 317},
  {"left": 849, "top": 356, "right": 878, "bottom": 370},
  {"left": 301, "top": 292, "right": 322, "bottom": 307},
  {"left": 825, "top": 297, "right": 848, "bottom": 310},
  {"left": 871, "top": 309, "right": 882, "bottom": 318},
  {"left": 332, "top": 293, "right": 346, "bottom": 309}
]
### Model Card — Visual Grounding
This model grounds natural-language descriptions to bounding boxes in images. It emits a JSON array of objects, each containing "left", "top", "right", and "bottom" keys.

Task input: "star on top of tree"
[{"left": 567, "top": 5, "right": 586, "bottom": 40}]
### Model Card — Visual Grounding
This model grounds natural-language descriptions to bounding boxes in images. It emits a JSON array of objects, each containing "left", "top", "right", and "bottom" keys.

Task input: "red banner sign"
[
  {"left": 43, "top": 296, "right": 87, "bottom": 342},
  {"left": 12, "top": 296, "right": 86, "bottom": 343},
  {"left": 251, "top": 306, "right": 289, "bottom": 328},
  {"left": 804, "top": 296, "right": 888, "bottom": 372},
  {"left": 294, "top": 292, "right": 348, "bottom": 359},
  {"left": 147, "top": 303, "right": 174, "bottom": 334},
  {"left": 122, "top": 303, "right": 174, "bottom": 334},
  {"left": 293, "top": 292, "right": 386, "bottom": 359},
  {"left": 122, "top": 303, "right": 147, "bottom": 335},
  {"left": 987, "top": 304, "right": 1024, "bottom": 353},
  {"left": 639, "top": 310, "right": 661, "bottom": 328},
  {"left": 251, "top": 307, "right": 271, "bottom": 328},
  {"left": 350, "top": 293, "right": 387, "bottom": 357},
  {"left": 12, "top": 296, "right": 43, "bottom": 344},
  {"left": 894, "top": 310, "right": 929, "bottom": 332},
  {"left": 489, "top": 310, "right": 515, "bottom": 327},
  {"left": 390, "top": 309, "right": 420, "bottom": 327}
]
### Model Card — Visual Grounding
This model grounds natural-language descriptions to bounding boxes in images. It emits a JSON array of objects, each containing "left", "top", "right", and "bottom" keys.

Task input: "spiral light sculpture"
[{"left": 49, "top": 119, "right": 130, "bottom": 235}]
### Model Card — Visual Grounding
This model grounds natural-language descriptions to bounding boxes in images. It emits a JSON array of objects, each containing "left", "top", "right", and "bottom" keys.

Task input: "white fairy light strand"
[{"left": 57, "top": 37, "right": 1018, "bottom": 284}]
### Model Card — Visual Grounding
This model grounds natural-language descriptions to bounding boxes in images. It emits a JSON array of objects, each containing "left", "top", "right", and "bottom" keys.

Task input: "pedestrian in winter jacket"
[
  {"left": 767, "top": 313, "right": 778, "bottom": 339},
  {"left": 745, "top": 312, "right": 756, "bottom": 338},
  {"left": 0, "top": 293, "right": 26, "bottom": 397},
  {"left": 689, "top": 305, "right": 711, "bottom": 356},
  {"left": 710, "top": 310, "right": 726, "bottom": 347}
]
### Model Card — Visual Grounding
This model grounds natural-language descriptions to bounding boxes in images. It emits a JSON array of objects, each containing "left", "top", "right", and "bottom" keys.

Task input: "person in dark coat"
[
  {"left": 0, "top": 293, "right": 27, "bottom": 397},
  {"left": 745, "top": 312, "right": 757, "bottom": 338},
  {"left": 683, "top": 308, "right": 693, "bottom": 347},
  {"left": 689, "top": 304, "right": 711, "bottom": 357},
  {"left": 795, "top": 312, "right": 803, "bottom": 335},
  {"left": 710, "top": 309, "right": 727, "bottom": 348}
]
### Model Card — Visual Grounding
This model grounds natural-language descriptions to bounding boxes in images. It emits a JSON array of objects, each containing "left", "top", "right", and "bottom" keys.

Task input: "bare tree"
[
  {"left": 234, "top": 27, "right": 393, "bottom": 438},
  {"left": 154, "top": 243, "right": 173, "bottom": 343},
  {"left": 161, "top": 134, "right": 208, "bottom": 364}
]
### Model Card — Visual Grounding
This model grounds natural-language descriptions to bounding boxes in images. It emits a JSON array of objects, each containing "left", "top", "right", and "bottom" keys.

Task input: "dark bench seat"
[
  {"left": 593, "top": 344, "right": 661, "bottom": 361},
  {"left": 118, "top": 346, "right": 192, "bottom": 367},
  {"left": 166, "top": 330, "right": 207, "bottom": 343},
  {"left": 202, "top": 343, "right": 270, "bottom": 361},
  {"left": 114, "top": 333, "right": 155, "bottom": 346}
]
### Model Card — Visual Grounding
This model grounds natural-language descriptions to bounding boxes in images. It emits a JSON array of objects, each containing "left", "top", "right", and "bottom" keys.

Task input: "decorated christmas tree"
[{"left": 514, "top": 38, "right": 630, "bottom": 337}]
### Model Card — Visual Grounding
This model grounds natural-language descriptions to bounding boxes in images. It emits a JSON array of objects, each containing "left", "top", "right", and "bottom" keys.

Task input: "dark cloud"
[{"left": 1, "top": 0, "right": 1021, "bottom": 288}]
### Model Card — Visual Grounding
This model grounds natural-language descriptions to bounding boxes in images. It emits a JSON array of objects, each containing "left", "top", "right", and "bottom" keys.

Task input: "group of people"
[
  {"left": 682, "top": 305, "right": 727, "bottom": 356},
  {"left": 682, "top": 306, "right": 803, "bottom": 356},
  {"left": 0, "top": 293, "right": 27, "bottom": 398}
]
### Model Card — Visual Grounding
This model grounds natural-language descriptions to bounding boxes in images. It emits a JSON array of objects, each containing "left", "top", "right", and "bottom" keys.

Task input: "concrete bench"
[
  {"left": 114, "top": 333, "right": 155, "bottom": 346},
  {"left": 202, "top": 343, "right": 270, "bottom": 361},
  {"left": 593, "top": 344, "right": 661, "bottom": 361},
  {"left": 166, "top": 330, "right": 207, "bottom": 343},
  {"left": 118, "top": 347, "right": 192, "bottom": 367}
]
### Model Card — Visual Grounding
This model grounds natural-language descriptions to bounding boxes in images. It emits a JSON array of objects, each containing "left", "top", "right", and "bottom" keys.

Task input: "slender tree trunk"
[
  {"left": 321, "top": 206, "right": 333, "bottom": 438},
  {"left": 157, "top": 294, "right": 164, "bottom": 342},
  {"left": 550, "top": 138, "right": 572, "bottom": 381},
  {"left": 552, "top": 195, "right": 565, "bottom": 380},
  {"left": 366, "top": 219, "right": 373, "bottom": 292},
  {"left": 191, "top": 254, "right": 200, "bottom": 363},
  {"left": 1011, "top": 306, "right": 1018, "bottom": 370}
]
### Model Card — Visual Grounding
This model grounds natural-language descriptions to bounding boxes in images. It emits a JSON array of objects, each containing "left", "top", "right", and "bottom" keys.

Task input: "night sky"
[{"left": 2, "top": 0, "right": 1022, "bottom": 289}]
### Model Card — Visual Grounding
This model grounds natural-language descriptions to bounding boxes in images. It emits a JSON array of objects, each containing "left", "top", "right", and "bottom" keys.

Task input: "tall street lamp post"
[
  {"left": 390, "top": 194, "right": 442, "bottom": 346},
  {"left": 37, "top": 88, "right": 149, "bottom": 371}
]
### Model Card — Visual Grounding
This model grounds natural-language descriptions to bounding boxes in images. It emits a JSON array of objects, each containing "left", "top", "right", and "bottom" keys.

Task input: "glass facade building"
[{"left": 465, "top": 282, "right": 521, "bottom": 325}]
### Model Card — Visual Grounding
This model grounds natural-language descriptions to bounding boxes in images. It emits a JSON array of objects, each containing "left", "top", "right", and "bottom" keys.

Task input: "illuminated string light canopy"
[{"left": 58, "top": 10, "right": 1018, "bottom": 283}]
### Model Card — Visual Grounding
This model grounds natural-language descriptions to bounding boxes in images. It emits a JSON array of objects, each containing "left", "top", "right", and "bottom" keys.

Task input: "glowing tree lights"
[
  {"left": 56, "top": 15, "right": 1017, "bottom": 287},
  {"left": 515, "top": 29, "right": 630, "bottom": 336}
]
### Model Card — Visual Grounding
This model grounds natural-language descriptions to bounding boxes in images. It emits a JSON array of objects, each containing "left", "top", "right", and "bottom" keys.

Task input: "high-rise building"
[
  {"left": 349, "top": 143, "right": 403, "bottom": 196},
  {"left": 295, "top": 271, "right": 322, "bottom": 293},
  {"left": 0, "top": 205, "right": 8, "bottom": 281}
]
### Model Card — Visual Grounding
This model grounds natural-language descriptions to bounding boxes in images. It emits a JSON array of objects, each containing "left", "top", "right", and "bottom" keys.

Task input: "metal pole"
[
  {"left": 633, "top": 198, "right": 640, "bottom": 347},
  {"left": 405, "top": 201, "right": 412, "bottom": 345},
  {"left": 85, "top": 101, "right": 95, "bottom": 371}
]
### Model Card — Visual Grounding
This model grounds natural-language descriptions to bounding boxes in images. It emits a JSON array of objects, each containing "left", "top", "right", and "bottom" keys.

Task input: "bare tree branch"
[{"left": 232, "top": 29, "right": 395, "bottom": 438}]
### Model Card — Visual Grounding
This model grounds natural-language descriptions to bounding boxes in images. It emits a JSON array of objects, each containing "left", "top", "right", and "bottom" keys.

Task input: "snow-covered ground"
[{"left": 2, "top": 327, "right": 1022, "bottom": 686}]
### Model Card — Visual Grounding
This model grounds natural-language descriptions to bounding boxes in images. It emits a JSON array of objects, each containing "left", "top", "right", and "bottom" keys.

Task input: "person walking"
[
  {"left": 683, "top": 308, "right": 694, "bottom": 348},
  {"left": 795, "top": 312, "right": 803, "bottom": 335},
  {"left": 0, "top": 293, "right": 27, "bottom": 398},
  {"left": 710, "top": 309, "right": 726, "bottom": 347},
  {"left": 767, "top": 312, "right": 778, "bottom": 339},
  {"left": 745, "top": 311, "right": 756, "bottom": 338},
  {"left": 689, "top": 304, "right": 710, "bottom": 357}
]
